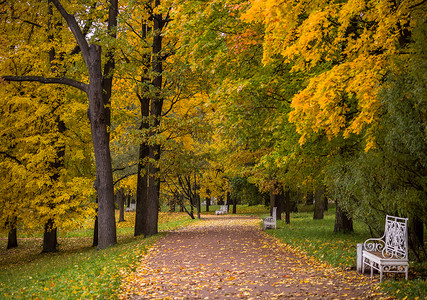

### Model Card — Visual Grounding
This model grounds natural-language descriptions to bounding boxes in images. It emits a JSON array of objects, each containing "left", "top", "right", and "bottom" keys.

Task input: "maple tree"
[{"left": 1, "top": 0, "right": 118, "bottom": 249}]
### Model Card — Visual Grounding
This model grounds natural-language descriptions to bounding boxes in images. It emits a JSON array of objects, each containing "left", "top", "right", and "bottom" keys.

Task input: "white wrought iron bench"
[
  {"left": 362, "top": 215, "right": 409, "bottom": 282},
  {"left": 215, "top": 205, "right": 228, "bottom": 215},
  {"left": 262, "top": 207, "right": 277, "bottom": 230}
]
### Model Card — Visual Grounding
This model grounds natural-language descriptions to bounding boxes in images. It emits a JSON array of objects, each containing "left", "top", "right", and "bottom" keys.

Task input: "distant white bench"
[
  {"left": 362, "top": 215, "right": 409, "bottom": 282},
  {"left": 125, "top": 203, "right": 136, "bottom": 212},
  {"left": 262, "top": 207, "right": 277, "bottom": 230},
  {"left": 215, "top": 205, "right": 228, "bottom": 215}
]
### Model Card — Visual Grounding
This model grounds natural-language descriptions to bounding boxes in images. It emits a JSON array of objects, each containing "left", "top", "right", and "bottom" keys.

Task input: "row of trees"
[{"left": 1, "top": 0, "right": 426, "bottom": 259}]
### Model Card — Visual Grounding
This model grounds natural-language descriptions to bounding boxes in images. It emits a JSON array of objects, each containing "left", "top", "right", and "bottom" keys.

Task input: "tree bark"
[
  {"left": 197, "top": 193, "right": 201, "bottom": 219},
  {"left": 118, "top": 189, "right": 125, "bottom": 222},
  {"left": 42, "top": 219, "right": 57, "bottom": 253},
  {"left": 313, "top": 185, "right": 326, "bottom": 220},
  {"left": 87, "top": 44, "right": 117, "bottom": 248},
  {"left": 135, "top": 20, "right": 151, "bottom": 237},
  {"left": 51, "top": 0, "right": 117, "bottom": 249},
  {"left": 274, "top": 190, "right": 283, "bottom": 221},
  {"left": 6, "top": 217, "right": 18, "bottom": 249},
  {"left": 284, "top": 189, "right": 291, "bottom": 224},
  {"left": 409, "top": 215, "right": 426, "bottom": 261},
  {"left": 7, "top": 227, "right": 18, "bottom": 249},
  {"left": 142, "top": 0, "right": 165, "bottom": 236},
  {"left": 206, "top": 197, "right": 210, "bottom": 212},
  {"left": 334, "top": 200, "right": 353, "bottom": 233}
]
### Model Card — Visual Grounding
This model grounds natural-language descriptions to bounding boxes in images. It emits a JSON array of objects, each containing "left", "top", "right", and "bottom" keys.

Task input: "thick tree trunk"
[
  {"left": 334, "top": 201, "right": 353, "bottom": 233},
  {"left": 7, "top": 227, "right": 18, "bottom": 249},
  {"left": 88, "top": 45, "right": 116, "bottom": 249},
  {"left": 143, "top": 153, "right": 161, "bottom": 236},
  {"left": 141, "top": 0, "right": 165, "bottom": 236},
  {"left": 42, "top": 219, "right": 57, "bottom": 253},
  {"left": 409, "top": 216, "right": 426, "bottom": 261},
  {"left": 6, "top": 217, "right": 18, "bottom": 249},
  {"left": 313, "top": 186, "right": 326, "bottom": 220},
  {"left": 135, "top": 19, "right": 151, "bottom": 237},
  {"left": 206, "top": 197, "right": 210, "bottom": 212},
  {"left": 274, "top": 190, "right": 283, "bottom": 221}
]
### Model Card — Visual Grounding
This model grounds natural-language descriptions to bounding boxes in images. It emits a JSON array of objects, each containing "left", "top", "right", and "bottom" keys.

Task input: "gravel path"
[{"left": 119, "top": 215, "right": 380, "bottom": 299}]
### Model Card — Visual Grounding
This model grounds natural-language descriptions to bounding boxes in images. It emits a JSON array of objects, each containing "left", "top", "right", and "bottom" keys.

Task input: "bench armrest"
[
  {"left": 363, "top": 237, "right": 385, "bottom": 252},
  {"left": 263, "top": 216, "right": 274, "bottom": 222}
]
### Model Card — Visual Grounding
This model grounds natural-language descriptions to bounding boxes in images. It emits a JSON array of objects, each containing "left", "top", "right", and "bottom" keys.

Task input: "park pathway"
[{"left": 119, "top": 215, "right": 381, "bottom": 299}]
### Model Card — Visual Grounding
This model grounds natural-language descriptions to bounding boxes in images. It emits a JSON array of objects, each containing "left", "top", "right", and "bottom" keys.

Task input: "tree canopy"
[{"left": 1, "top": 0, "right": 426, "bottom": 258}]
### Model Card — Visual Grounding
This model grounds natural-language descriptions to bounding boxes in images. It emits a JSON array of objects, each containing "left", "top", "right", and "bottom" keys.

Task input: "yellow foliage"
[{"left": 243, "top": 0, "right": 426, "bottom": 145}]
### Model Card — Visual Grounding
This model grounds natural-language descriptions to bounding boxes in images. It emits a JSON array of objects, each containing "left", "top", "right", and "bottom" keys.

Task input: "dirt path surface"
[{"left": 119, "top": 215, "right": 380, "bottom": 299}]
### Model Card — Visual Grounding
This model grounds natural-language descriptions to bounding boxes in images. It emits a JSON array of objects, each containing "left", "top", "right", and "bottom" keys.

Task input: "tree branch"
[
  {"left": 2, "top": 76, "right": 88, "bottom": 93},
  {"left": 409, "top": 0, "right": 427, "bottom": 9},
  {"left": 114, "top": 172, "right": 137, "bottom": 185},
  {"left": 0, "top": 151, "right": 23, "bottom": 165},
  {"left": 50, "top": 0, "right": 90, "bottom": 62}
]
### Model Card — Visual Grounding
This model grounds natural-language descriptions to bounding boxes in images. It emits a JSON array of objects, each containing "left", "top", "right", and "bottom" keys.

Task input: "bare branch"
[{"left": 2, "top": 75, "right": 88, "bottom": 93}]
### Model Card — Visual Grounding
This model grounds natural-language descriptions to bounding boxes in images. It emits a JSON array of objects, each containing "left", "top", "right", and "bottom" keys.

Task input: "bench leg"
[
  {"left": 405, "top": 267, "right": 408, "bottom": 280},
  {"left": 362, "top": 259, "right": 365, "bottom": 274},
  {"left": 379, "top": 266, "right": 383, "bottom": 282}
]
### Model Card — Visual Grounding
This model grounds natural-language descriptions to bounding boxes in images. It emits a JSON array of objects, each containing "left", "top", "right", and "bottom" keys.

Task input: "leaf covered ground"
[{"left": 119, "top": 215, "right": 382, "bottom": 299}]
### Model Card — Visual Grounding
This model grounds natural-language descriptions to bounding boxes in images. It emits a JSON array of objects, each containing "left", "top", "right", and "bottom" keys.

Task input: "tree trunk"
[
  {"left": 274, "top": 190, "right": 283, "bottom": 221},
  {"left": 284, "top": 189, "right": 291, "bottom": 224},
  {"left": 135, "top": 19, "right": 151, "bottom": 237},
  {"left": 42, "top": 219, "right": 57, "bottom": 253},
  {"left": 6, "top": 217, "right": 18, "bottom": 249},
  {"left": 409, "top": 215, "right": 426, "bottom": 262},
  {"left": 313, "top": 185, "right": 326, "bottom": 220},
  {"left": 306, "top": 191, "right": 314, "bottom": 205},
  {"left": 88, "top": 45, "right": 117, "bottom": 248},
  {"left": 197, "top": 194, "right": 201, "bottom": 219},
  {"left": 206, "top": 197, "right": 210, "bottom": 212},
  {"left": 118, "top": 189, "right": 125, "bottom": 222},
  {"left": 269, "top": 188, "right": 276, "bottom": 217},
  {"left": 7, "top": 227, "right": 18, "bottom": 249},
  {"left": 141, "top": 0, "right": 165, "bottom": 236},
  {"left": 4, "top": 1, "right": 118, "bottom": 250},
  {"left": 334, "top": 200, "right": 353, "bottom": 233}
]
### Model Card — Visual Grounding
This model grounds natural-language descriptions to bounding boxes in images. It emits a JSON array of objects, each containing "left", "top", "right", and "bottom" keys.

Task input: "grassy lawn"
[
  {"left": 1, "top": 205, "right": 425, "bottom": 299},
  {"left": 262, "top": 206, "right": 427, "bottom": 300},
  {"left": 0, "top": 211, "right": 194, "bottom": 299}
]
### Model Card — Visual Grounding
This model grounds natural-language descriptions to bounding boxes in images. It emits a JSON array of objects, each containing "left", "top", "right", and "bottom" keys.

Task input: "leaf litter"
[{"left": 119, "top": 215, "right": 385, "bottom": 299}]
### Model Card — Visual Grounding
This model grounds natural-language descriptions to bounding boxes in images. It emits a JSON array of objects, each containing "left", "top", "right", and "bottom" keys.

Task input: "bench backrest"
[
  {"left": 384, "top": 215, "right": 408, "bottom": 259},
  {"left": 272, "top": 207, "right": 277, "bottom": 221},
  {"left": 220, "top": 205, "right": 228, "bottom": 212}
]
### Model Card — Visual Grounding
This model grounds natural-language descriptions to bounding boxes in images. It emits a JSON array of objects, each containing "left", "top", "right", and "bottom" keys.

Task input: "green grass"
[
  {"left": 0, "top": 212, "right": 196, "bottom": 299},
  {"left": 263, "top": 208, "right": 427, "bottom": 300},
  {"left": 1, "top": 207, "right": 425, "bottom": 299}
]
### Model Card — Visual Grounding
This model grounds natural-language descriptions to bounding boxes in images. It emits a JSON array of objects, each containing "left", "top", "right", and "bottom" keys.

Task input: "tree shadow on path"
[{"left": 119, "top": 215, "right": 382, "bottom": 299}]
